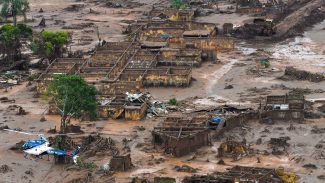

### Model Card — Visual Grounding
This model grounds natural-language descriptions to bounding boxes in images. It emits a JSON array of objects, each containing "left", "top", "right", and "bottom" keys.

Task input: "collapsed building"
[
  {"left": 152, "top": 115, "right": 211, "bottom": 157},
  {"left": 260, "top": 93, "right": 305, "bottom": 122},
  {"left": 37, "top": 7, "right": 235, "bottom": 120},
  {"left": 183, "top": 166, "right": 297, "bottom": 183}
]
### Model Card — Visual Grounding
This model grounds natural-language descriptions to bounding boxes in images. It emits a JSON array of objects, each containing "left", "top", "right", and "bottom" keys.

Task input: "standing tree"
[
  {"left": 0, "top": 0, "right": 30, "bottom": 26},
  {"left": 46, "top": 74, "right": 97, "bottom": 133},
  {"left": 0, "top": 23, "right": 32, "bottom": 61},
  {"left": 31, "top": 31, "right": 68, "bottom": 61}
]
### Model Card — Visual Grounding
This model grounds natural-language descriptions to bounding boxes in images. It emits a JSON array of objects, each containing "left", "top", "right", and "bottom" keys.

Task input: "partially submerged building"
[{"left": 260, "top": 94, "right": 305, "bottom": 122}]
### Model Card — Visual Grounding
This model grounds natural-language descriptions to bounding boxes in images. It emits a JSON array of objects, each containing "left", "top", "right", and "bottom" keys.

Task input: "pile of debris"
[
  {"left": 0, "top": 97, "right": 15, "bottom": 103},
  {"left": 234, "top": 18, "right": 276, "bottom": 38},
  {"left": 279, "top": 67, "right": 325, "bottom": 83},
  {"left": 311, "top": 126, "right": 325, "bottom": 134},
  {"left": 48, "top": 135, "right": 77, "bottom": 152},
  {"left": 63, "top": 4, "right": 85, "bottom": 12},
  {"left": 0, "top": 164, "right": 12, "bottom": 174},
  {"left": 218, "top": 140, "right": 253, "bottom": 160},
  {"left": 67, "top": 172, "right": 93, "bottom": 183},
  {"left": 183, "top": 166, "right": 297, "bottom": 183},
  {"left": 9, "top": 140, "right": 25, "bottom": 151},
  {"left": 93, "top": 0, "right": 144, "bottom": 8},
  {"left": 6, "top": 105, "right": 27, "bottom": 115},
  {"left": 0, "top": 70, "right": 24, "bottom": 89},
  {"left": 175, "top": 165, "right": 198, "bottom": 173},
  {"left": 81, "top": 135, "right": 119, "bottom": 157},
  {"left": 268, "top": 136, "right": 290, "bottom": 155}
]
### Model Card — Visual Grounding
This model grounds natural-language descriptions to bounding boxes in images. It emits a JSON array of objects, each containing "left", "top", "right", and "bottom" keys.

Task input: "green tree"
[
  {"left": 32, "top": 31, "right": 68, "bottom": 61},
  {"left": 0, "top": 23, "right": 32, "bottom": 61},
  {"left": 0, "top": 0, "right": 30, "bottom": 26},
  {"left": 170, "top": 0, "right": 189, "bottom": 9},
  {"left": 46, "top": 74, "right": 97, "bottom": 133}
]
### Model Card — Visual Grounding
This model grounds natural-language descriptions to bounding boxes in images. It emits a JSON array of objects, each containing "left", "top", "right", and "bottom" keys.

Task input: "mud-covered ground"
[{"left": 0, "top": 0, "right": 325, "bottom": 183}]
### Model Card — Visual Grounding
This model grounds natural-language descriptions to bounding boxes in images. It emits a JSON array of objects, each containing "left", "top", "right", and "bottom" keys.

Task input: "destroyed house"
[
  {"left": 110, "top": 154, "right": 132, "bottom": 171},
  {"left": 261, "top": 94, "right": 305, "bottom": 121},
  {"left": 97, "top": 93, "right": 148, "bottom": 121},
  {"left": 153, "top": 127, "right": 210, "bottom": 157},
  {"left": 148, "top": 8, "right": 195, "bottom": 21},
  {"left": 183, "top": 166, "right": 285, "bottom": 183}
]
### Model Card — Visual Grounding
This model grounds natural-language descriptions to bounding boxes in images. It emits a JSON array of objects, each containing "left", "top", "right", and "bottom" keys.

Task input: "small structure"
[
  {"left": 260, "top": 93, "right": 305, "bottom": 122},
  {"left": 110, "top": 154, "right": 132, "bottom": 171},
  {"left": 153, "top": 127, "right": 210, "bottom": 157}
]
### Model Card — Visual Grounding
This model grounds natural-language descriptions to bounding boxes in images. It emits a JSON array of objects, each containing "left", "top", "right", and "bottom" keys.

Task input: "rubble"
[
  {"left": 279, "top": 67, "right": 325, "bottom": 83},
  {"left": 217, "top": 159, "right": 225, "bottom": 165},
  {"left": 175, "top": 165, "right": 198, "bottom": 173},
  {"left": 318, "top": 175, "right": 325, "bottom": 180},
  {"left": 64, "top": 4, "right": 85, "bottom": 12},
  {"left": 269, "top": 137, "right": 290, "bottom": 147},
  {"left": 183, "top": 166, "right": 297, "bottom": 183},
  {"left": 81, "top": 135, "right": 118, "bottom": 157},
  {"left": 303, "top": 163, "right": 317, "bottom": 169},
  {"left": 311, "top": 126, "right": 325, "bottom": 134},
  {"left": 154, "top": 177, "right": 176, "bottom": 183},
  {"left": 0, "top": 164, "right": 12, "bottom": 174},
  {"left": 0, "top": 125, "right": 9, "bottom": 130},
  {"left": 67, "top": 172, "right": 93, "bottom": 183},
  {"left": 6, "top": 105, "right": 27, "bottom": 115},
  {"left": 9, "top": 141, "right": 25, "bottom": 151},
  {"left": 269, "top": 136, "right": 290, "bottom": 155},
  {"left": 218, "top": 140, "right": 253, "bottom": 160}
]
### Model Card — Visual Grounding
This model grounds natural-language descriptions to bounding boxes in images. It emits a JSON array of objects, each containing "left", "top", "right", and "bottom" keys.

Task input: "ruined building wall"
[
  {"left": 143, "top": 68, "right": 192, "bottom": 87},
  {"left": 261, "top": 110, "right": 304, "bottom": 121},
  {"left": 153, "top": 129, "right": 210, "bottom": 157},
  {"left": 124, "top": 103, "right": 148, "bottom": 121},
  {"left": 110, "top": 154, "right": 132, "bottom": 171}
]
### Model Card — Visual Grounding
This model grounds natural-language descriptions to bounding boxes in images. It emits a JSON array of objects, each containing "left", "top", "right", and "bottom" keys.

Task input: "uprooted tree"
[
  {"left": 31, "top": 31, "right": 68, "bottom": 61},
  {"left": 0, "top": 24, "right": 32, "bottom": 62},
  {"left": 46, "top": 74, "right": 97, "bottom": 133},
  {"left": 0, "top": 0, "right": 30, "bottom": 26}
]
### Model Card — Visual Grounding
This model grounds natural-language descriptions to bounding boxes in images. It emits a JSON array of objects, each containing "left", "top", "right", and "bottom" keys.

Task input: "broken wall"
[
  {"left": 110, "top": 154, "right": 132, "bottom": 171},
  {"left": 124, "top": 103, "right": 148, "bottom": 121},
  {"left": 153, "top": 128, "right": 210, "bottom": 157}
]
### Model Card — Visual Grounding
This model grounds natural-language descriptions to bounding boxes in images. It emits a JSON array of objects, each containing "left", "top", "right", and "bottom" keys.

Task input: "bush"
[
  {"left": 77, "top": 159, "right": 97, "bottom": 170},
  {"left": 169, "top": 98, "right": 177, "bottom": 105},
  {"left": 27, "top": 74, "right": 37, "bottom": 81},
  {"left": 170, "top": 0, "right": 189, "bottom": 9}
]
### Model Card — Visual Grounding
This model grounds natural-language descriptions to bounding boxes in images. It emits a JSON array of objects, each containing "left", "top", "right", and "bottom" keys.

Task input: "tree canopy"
[
  {"left": 0, "top": 0, "right": 30, "bottom": 25},
  {"left": 47, "top": 74, "right": 97, "bottom": 133},
  {"left": 32, "top": 31, "right": 68, "bottom": 61},
  {"left": 0, "top": 23, "right": 32, "bottom": 61}
]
